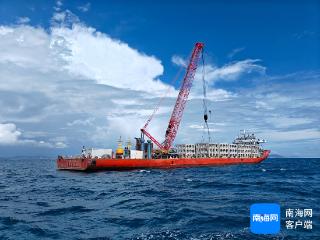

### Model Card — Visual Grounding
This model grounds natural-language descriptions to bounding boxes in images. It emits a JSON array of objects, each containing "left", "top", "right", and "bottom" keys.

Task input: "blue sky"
[{"left": 0, "top": 0, "right": 319, "bottom": 157}]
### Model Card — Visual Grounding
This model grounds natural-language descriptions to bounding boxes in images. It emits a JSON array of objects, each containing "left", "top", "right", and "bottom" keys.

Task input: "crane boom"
[
  {"left": 141, "top": 42, "right": 204, "bottom": 151},
  {"left": 162, "top": 42, "right": 204, "bottom": 150}
]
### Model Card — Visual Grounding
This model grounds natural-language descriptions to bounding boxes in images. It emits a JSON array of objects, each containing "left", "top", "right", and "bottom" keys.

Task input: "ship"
[{"left": 57, "top": 42, "right": 270, "bottom": 171}]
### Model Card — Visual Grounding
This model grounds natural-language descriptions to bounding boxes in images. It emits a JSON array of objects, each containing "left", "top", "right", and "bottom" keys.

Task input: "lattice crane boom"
[
  {"left": 141, "top": 42, "right": 204, "bottom": 151},
  {"left": 162, "top": 42, "right": 204, "bottom": 150}
]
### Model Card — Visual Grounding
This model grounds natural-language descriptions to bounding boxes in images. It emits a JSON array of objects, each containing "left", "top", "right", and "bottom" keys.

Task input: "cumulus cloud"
[
  {"left": 0, "top": 123, "right": 21, "bottom": 144},
  {"left": 0, "top": 122, "right": 67, "bottom": 148},
  {"left": 0, "top": 9, "right": 318, "bottom": 157},
  {"left": 0, "top": 10, "right": 174, "bottom": 153},
  {"left": 51, "top": 25, "right": 170, "bottom": 94},
  {"left": 0, "top": 26, "right": 64, "bottom": 84},
  {"left": 0, "top": 11, "right": 174, "bottom": 94}
]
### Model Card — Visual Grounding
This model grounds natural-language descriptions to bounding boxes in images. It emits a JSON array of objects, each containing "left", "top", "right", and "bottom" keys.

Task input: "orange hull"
[{"left": 57, "top": 150, "right": 270, "bottom": 171}]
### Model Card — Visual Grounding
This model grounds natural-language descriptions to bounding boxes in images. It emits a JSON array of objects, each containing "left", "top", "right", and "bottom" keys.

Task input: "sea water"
[{"left": 0, "top": 157, "right": 319, "bottom": 239}]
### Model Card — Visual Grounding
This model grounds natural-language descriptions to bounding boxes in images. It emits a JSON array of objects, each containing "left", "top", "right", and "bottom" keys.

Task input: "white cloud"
[
  {"left": 255, "top": 100, "right": 274, "bottom": 110},
  {"left": 78, "top": 3, "right": 91, "bottom": 12},
  {"left": 67, "top": 118, "right": 95, "bottom": 126},
  {"left": 203, "top": 59, "right": 266, "bottom": 83},
  {"left": 111, "top": 99, "right": 138, "bottom": 106},
  {"left": 206, "top": 88, "right": 235, "bottom": 101},
  {"left": 51, "top": 10, "right": 80, "bottom": 27},
  {"left": 54, "top": 0, "right": 63, "bottom": 12},
  {"left": 0, "top": 123, "right": 21, "bottom": 144},
  {"left": 171, "top": 56, "right": 238, "bottom": 102},
  {"left": 188, "top": 124, "right": 220, "bottom": 132},
  {"left": 22, "top": 131, "right": 48, "bottom": 138},
  {"left": 0, "top": 25, "right": 59, "bottom": 74},
  {"left": 172, "top": 55, "right": 266, "bottom": 85},
  {"left": 38, "top": 139, "right": 68, "bottom": 148},
  {"left": 261, "top": 129, "right": 320, "bottom": 142},
  {"left": 17, "top": 17, "right": 30, "bottom": 24},
  {"left": 0, "top": 26, "right": 13, "bottom": 35},
  {"left": 267, "top": 116, "right": 314, "bottom": 128},
  {"left": 0, "top": 123, "right": 67, "bottom": 148},
  {"left": 55, "top": 141, "right": 68, "bottom": 148},
  {"left": 188, "top": 87, "right": 234, "bottom": 102},
  {"left": 52, "top": 25, "right": 170, "bottom": 94},
  {"left": 171, "top": 55, "right": 187, "bottom": 67},
  {"left": 0, "top": 10, "right": 318, "bottom": 157},
  {"left": 0, "top": 13, "right": 173, "bottom": 95},
  {"left": 52, "top": 12, "right": 66, "bottom": 22},
  {"left": 227, "top": 47, "right": 245, "bottom": 59},
  {"left": 0, "top": 11, "right": 174, "bottom": 151}
]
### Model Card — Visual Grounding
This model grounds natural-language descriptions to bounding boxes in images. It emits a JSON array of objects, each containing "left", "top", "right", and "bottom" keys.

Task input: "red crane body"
[{"left": 141, "top": 42, "right": 204, "bottom": 151}]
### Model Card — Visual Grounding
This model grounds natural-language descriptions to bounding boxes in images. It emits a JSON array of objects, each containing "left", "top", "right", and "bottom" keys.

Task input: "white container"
[
  {"left": 87, "top": 148, "right": 112, "bottom": 158},
  {"left": 130, "top": 150, "right": 143, "bottom": 159}
]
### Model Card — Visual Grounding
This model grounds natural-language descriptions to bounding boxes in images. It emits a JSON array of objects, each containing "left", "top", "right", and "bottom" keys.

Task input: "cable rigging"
[{"left": 201, "top": 50, "right": 211, "bottom": 143}]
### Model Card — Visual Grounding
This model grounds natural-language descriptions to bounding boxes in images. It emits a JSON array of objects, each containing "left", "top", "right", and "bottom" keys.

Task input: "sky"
[{"left": 0, "top": 0, "right": 319, "bottom": 157}]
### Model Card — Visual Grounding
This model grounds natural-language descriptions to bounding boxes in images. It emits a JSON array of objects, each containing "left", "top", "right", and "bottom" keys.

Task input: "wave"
[
  {"left": 132, "top": 229, "right": 287, "bottom": 240},
  {"left": 37, "top": 206, "right": 94, "bottom": 216},
  {"left": 0, "top": 157, "right": 319, "bottom": 239},
  {"left": 27, "top": 225, "right": 60, "bottom": 238},
  {"left": 0, "top": 216, "right": 26, "bottom": 226}
]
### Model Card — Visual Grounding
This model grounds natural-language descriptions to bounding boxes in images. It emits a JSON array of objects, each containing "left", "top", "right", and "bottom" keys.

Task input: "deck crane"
[{"left": 141, "top": 42, "right": 204, "bottom": 151}]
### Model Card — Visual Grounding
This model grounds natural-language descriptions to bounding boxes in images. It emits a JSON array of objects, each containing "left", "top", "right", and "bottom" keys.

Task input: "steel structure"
[{"left": 141, "top": 42, "right": 204, "bottom": 151}]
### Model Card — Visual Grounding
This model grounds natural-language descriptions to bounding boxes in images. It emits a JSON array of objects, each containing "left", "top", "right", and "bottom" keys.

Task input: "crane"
[{"left": 141, "top": 42, "right": 204, "bottom": 151}]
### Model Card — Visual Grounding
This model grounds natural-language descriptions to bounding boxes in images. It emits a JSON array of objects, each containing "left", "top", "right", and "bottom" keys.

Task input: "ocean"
[{"left": 0, "top": 157, "right": 319, "bottom": 240}]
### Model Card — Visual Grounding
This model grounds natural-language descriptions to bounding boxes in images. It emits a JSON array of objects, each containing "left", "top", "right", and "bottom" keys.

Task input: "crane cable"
[
  {"left": 142, "top": 61, "right": 185, "bottom": 130},
  {"left": 201, "top": 50, "right": 211, "bottom": 143}
]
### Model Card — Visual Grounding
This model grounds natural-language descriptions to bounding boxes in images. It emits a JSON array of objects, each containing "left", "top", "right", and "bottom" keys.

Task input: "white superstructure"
[{"left": 176, "top": 131, "right": 265, "bottom": 158}]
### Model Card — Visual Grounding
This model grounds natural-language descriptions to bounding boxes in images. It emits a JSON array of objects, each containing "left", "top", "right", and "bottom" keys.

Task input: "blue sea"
[{"left": 0, "top": 157, "right": 319, "bottom": 240}]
